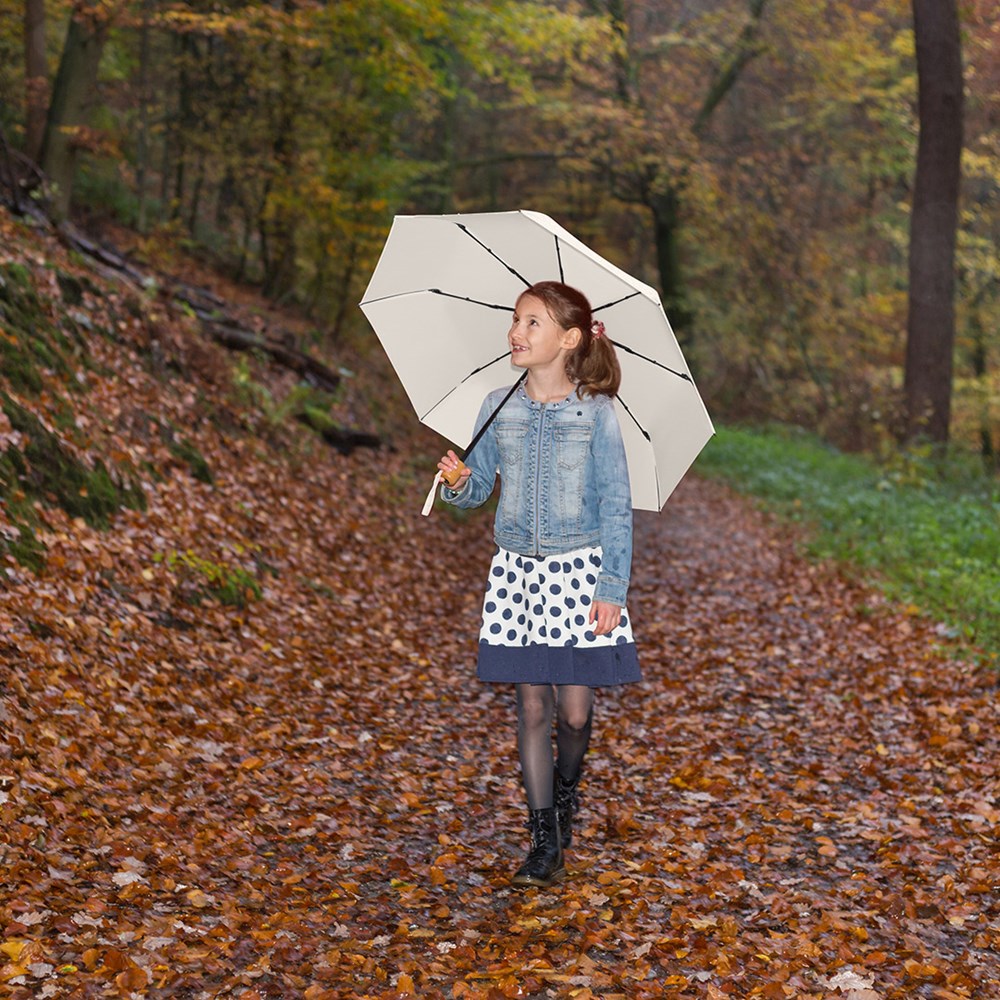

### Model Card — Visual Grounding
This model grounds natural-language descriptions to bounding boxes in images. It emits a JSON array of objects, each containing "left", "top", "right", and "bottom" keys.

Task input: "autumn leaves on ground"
[{"left": 1, "top": 213, "right": 997, "bottom": 1000}]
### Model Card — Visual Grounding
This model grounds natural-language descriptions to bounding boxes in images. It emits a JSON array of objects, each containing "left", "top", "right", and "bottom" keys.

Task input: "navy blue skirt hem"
[{"left": 477, "top": 640, "right": 641, "bottom": 687}]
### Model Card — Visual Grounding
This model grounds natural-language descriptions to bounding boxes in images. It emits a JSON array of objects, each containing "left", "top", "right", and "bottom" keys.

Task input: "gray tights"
[{"left": 515, "top": 683, "right": 594, "bottom": 810}]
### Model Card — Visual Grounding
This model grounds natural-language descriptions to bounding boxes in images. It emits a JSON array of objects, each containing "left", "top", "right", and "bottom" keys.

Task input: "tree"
[
  {"left": 23, "top": 0, "right": 47, "bottom": 163},
  {"left": 903, "top": 0, "right": 964, "bottom": 444},
  {"left": 684, "top": 0, "right": 920, "bottom": 446},
  {"left": 38, "top": 0, "right": 113, "bottom": 219},
  {"left": 577, "top": 0, "right": 770, "bottom": 340}
]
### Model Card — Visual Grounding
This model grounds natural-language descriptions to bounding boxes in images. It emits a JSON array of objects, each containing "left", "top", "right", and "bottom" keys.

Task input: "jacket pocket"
[
  {"left": 496, "top": 420, "right": 530, "bottom": 531},
  {"left": 554, "top": 424, "right": 590, "bottom": 471},
  {"left": 497, "top": 420, "right": 530, "bottom": 464},
  {"left": 550, "top": 425, "right": 589, "bottom": 534}
]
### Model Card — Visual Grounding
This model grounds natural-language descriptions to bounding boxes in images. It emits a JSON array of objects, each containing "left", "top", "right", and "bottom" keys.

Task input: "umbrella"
[{"left": 359, "top": 209, "right": 714, "bottom": 512}]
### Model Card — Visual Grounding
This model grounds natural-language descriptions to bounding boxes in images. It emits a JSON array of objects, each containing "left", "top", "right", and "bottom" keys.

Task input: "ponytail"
[
  {"left": 518, "top": 281, "right": 621, "bottom": 399},
  {"left": 566, "top": 325, "right": 621, "bottom": 398}
]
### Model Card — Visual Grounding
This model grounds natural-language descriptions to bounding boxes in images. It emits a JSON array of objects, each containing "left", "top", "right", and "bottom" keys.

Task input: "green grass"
[{"left": 694, "top": 425, "right": 1000, "bottom": 660}]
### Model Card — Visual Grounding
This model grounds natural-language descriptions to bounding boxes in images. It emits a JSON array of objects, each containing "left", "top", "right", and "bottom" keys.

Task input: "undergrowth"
[
  {"left": 695, "top": 425, "right": 1000, "bottom": 660},
  {"left": 0, "top": 392, "right": 146, "bottom": 564},
  {"left": 161, "top": 548, "right": 264, "bottom": 608}
]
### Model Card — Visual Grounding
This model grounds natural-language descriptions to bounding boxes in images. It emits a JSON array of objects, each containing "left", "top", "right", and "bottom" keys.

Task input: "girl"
[{"left": 438, "top": 280, "right": 640, "bottom": 888}]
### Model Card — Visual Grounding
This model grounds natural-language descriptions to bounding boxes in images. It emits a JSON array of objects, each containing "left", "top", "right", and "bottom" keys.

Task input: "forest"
[
  {"left": 0, "top": 0, "right": 997, "bottom": 460},
  {"left": 1, "top": 3, "right": 999, "bottom": 997}
]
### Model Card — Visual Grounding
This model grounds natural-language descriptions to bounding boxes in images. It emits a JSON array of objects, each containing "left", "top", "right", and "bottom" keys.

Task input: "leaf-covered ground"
[{"left": 1, "top": 214, "right": 998, "bottom": 999}]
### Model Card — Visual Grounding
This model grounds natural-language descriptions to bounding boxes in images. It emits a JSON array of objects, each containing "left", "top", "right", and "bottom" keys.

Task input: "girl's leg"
[
  {"left": 554, "top": 684, "right": 594, "bottom": 849},
  {"left": 512, "top": 683, "right": 563, "bottom": 887},
  {"left": 555, "top": 684, "right": 594, "bottom": 780},
  {"left": 515, "top": 683, "right": 556, "bottom": 809}
]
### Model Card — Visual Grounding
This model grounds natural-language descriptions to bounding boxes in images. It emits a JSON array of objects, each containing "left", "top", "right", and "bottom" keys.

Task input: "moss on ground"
[
  {"left": 0, "top": 261, "right": 84, "bottom": 395},
  {"left": 0, "top": 260, "right": 150, "bottom": 575},
  {"left": 0, "top": 447, "right": 47, "bottom": 574},
  {"left": 1, "top": 392, "right": 145, "bottom": 543},
  {"left": 167, "top": 435, "right": 214, "bottom": 484}
]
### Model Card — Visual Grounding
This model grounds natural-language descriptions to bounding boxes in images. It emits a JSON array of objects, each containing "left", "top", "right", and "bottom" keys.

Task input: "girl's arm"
[
  {"left": 439, "top": 394, "right": 500, "bottom": 509},
  {"left": 591, "top": 399, "right": 633, "bottom": 607}
]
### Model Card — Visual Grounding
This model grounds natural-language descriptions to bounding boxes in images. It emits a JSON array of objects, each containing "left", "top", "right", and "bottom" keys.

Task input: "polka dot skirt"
[{"left": 476, "top": 546, "right": 641, "bottom": 688}]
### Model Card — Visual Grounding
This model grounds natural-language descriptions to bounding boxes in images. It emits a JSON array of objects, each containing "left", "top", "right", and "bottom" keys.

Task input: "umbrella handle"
[{"left": 441, "top": 461, "right": 467, "bottom": 488}]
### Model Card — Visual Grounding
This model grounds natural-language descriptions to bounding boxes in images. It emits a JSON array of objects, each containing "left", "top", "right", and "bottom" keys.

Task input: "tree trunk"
[
  {"left": 171, "top": 34, "right": 195, "bottom": 221},
  {"left": 968, "top": 301, "right": 995, "bottom": 467},
  {"left": 23, "top": 0, "right": 48, "bottom": 163},
  {"left": 38, "top": 1, "right": 110, "bottom": 219},
  {"left": 650, "top": 188, "right": 691, "bottom": 337},
  {"left": 187, "top": 150, "right": 206, "bottom": 236},
  {"left": 648, "top": 0, "right": 769, "bottom": 341},
  {"left": 134, "top": 0, "right": 153, "bottom": 232},
  {"left": 260, "top": 0, "right": 300, "bottom": 301},
  {"left": 903, "top": 0, "right": 964, "bottom": 444},
  {"left": 692, "top": 0, "right": 769, "bottom": 138}
]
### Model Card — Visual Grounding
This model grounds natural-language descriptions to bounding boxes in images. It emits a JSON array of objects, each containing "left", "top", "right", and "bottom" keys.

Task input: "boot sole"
[{"left": 511, "top": 866, "right": 566, "bottom": 888}]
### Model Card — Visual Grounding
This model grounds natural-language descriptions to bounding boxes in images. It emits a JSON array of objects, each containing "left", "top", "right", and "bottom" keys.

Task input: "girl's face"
[{"left": 508, "top": 294, "right": 577, "bottom": 371}]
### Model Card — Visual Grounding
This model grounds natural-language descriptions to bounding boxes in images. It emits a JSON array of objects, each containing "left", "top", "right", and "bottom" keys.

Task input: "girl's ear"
[{"left": 561, "top": 326, "right": 582, "bottom": 350}]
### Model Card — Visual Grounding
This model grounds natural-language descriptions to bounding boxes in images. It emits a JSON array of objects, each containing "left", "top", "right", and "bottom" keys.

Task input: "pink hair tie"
[{"left": 591, "top": 320, "right": 606, "bottom": 339}]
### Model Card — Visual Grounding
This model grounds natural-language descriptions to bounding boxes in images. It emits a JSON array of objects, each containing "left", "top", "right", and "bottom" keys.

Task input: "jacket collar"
[{"left": 516, "top": 384, "right": 582, "bottom": 410}]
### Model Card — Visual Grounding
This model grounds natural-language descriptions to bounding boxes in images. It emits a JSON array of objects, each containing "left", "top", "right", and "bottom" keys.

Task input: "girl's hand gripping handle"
[
  {"left": 438, "top": 450, "right": 470, "bottom": 489},
  {"left": 423, "top": 450, "right": 471, "bottom": 516}
]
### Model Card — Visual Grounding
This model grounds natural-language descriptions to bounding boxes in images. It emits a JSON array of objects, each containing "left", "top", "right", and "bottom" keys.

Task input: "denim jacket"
[{"left": 442, "top": 384, "right": 633, "bottom": 606}]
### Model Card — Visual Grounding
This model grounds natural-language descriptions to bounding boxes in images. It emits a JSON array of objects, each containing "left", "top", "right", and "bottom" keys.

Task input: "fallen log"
[
  {"left": 296, "top": 406, "right": 382, "bottom": 454},
  {"left": 205, "top": 320, "right": 343, "bottom": 395},
  {"left": 50, "top": 222, "right": 347, "bottom": 396}
]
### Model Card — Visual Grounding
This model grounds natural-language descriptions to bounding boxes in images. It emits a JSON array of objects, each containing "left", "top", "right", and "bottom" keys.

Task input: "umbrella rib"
[
  {"left": 610, "top": 340, "right": 693, "bottom": 382},
  {"left": 616, "top": 394, "right": 651, "bottom": 443},
  {"left": 593, "top": 291, "right": 642, "bottom": 312},
  {"left": 456, "top": 224, "right": 532, "bottom": 287},
  {"left": 616, "top": 394, "right": 664, "bottom": 510},
  {"left": 555, "top": 237, "right": 565, "bottom": 283},
  {"left": 428, "top": 289, "right": 512, "bottom": 311},
  {"left": 464, "top": 351, "right": 513, "bottom": 379}
]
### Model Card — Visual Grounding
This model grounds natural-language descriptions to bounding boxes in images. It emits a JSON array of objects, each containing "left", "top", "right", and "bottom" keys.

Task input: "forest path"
[{"left": 2, "top": 457, "right": 997, "bottom": 999}]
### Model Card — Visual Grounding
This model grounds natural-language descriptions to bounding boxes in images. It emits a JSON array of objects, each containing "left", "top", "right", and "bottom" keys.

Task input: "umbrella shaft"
[{"left": 461, "top": 371, "right": 527, "bottom": 464}]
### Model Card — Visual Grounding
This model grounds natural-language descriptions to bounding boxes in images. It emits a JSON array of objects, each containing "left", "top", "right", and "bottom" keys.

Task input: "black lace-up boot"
[
  {"left": 554, "top": 771, "right": 581, "bottom": 849},
  {"left": 511, "top": 808, "right": 564, "bottom": 888}
]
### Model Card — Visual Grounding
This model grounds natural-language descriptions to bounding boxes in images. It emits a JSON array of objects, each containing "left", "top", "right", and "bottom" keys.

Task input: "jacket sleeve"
[
  {"left": 591, "top": 398, "right": 633, "bottom": 606},
  {"left": 440, "top": 393, "right": 500, "bottom": 509}
]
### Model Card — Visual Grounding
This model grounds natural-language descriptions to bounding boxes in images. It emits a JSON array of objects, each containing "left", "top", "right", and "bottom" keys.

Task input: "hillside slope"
[{"left": 0, "top": 205, "right": 421, "bottom": 582}]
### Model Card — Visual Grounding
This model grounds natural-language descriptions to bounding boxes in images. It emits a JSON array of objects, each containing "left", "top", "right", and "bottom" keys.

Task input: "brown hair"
[{"left": 517, "top": 280, "right": 621, "bottom": 398}]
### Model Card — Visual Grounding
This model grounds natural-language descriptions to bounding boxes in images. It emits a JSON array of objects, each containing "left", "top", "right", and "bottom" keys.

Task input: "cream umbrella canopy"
[{"left": 359, "top": 210, "right": 714, "bottom": 511}]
